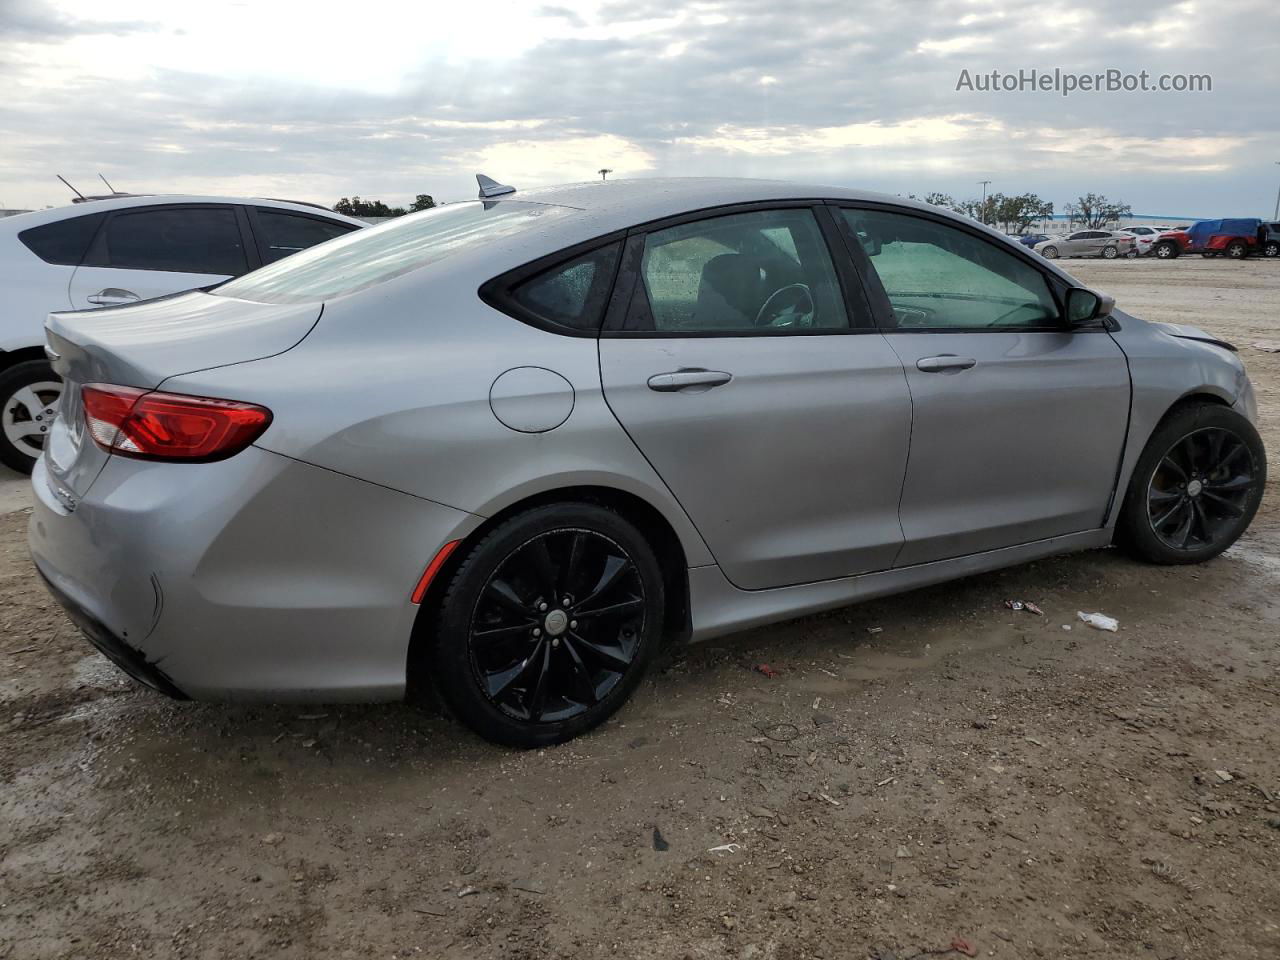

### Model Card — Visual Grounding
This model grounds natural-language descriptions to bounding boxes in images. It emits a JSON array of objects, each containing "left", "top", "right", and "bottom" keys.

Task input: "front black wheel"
[
  {"left": 429, "top": 503, "right": 664, "bottom": 747},
  {"left": 1117, "top": 402, "right": 1265, "bottom": 564},
  {"left": 1264, "top": 241, "right": 1279, "bottom": 258}
]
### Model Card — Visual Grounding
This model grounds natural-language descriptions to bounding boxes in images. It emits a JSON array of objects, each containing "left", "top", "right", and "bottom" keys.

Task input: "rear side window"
[
  {"left": 214, "top": 201, "right": 573, "bottom": 304},
  {"left": 105, "top": 207, "right": 247, "bottom": 276},
  {"left": 631, "top": 208, "right": 850, "bottom": 333},
  {"left": 18, "top": 213, "right": 105, "bottom": 265},
  {"left": 254, "top": 210, "right": 358, "bottom": 265},
  {"left": 507, "top": 243, "right": 621, "bottom": 332}
]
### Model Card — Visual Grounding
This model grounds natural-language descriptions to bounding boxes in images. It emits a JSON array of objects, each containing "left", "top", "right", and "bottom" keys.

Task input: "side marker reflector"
[{"left": 411, "top": 539, "right": 463, "bottom": 604}]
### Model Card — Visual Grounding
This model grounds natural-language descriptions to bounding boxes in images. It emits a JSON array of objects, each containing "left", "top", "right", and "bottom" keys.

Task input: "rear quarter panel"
[{"left": 161, "top": 257, "right": 716, "bottom": 569}]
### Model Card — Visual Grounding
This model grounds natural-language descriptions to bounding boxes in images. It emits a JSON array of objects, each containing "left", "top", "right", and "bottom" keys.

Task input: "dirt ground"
[{"left": 3, "top": 257, "right": 1279, "bottom": 960}]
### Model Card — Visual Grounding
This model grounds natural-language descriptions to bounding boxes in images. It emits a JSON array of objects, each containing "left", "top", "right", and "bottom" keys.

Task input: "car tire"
[
  {"left": 1041, "top": 245, "right": 1059, "bottom": 259},
  {"left": 428, "top": 503, "right": 665, "bottom": 748},
  {"left": 1264, "top": 241, "right": 1279, "bottom": 258},
  {"left": 0, "top": 359, "right": 62, "bottom": 474},
  {"left": 1125, "top": 249, "right": 1139, "bottom": 259},
  {"left": 1154, "top": 242, "right": 1178, "bottom": 259},
  {"left": 1226, "top": 241, "right": 1247, "bottom": 259},
  {"left": 1102, "top": 245, "right": 1119, "bottom": 259},
  {"left": 1202, "top": 251, "right": 1218, "bottom": 259},
  {"left": 1116, "top": 402, "right": 1265, "bottom": 565}
]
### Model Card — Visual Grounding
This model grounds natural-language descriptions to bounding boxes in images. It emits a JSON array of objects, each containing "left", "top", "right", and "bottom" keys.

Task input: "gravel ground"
[{"left": 2, "top": 256, "right": 1278, "bottom": 960}]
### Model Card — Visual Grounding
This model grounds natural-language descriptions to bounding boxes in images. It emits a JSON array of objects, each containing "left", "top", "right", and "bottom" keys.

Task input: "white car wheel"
[{"left": 1, "top": 375, "right": 62, "bottom": 468}]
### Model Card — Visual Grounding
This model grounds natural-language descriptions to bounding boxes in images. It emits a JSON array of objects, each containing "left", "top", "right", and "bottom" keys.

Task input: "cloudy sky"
[{"left": 1, "top": 0, "right": 1277, "bottom": 216}]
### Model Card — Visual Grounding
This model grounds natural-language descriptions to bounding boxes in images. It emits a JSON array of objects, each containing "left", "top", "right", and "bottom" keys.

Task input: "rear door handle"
[
  {"left": 646, "top": 369, "right": 733, "bottom": 392},
  {"left": 916, "top": 355, "right": 976, "bottom": 373},
  {"left": 86, "top": 288, "right": 140, "bottom": 306}
]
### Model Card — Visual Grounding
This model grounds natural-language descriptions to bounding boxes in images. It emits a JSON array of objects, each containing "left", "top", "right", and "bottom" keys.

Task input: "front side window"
[
  {"left": 627, "top": 208, "right": 849, "bottom": 333},
  {"left": 215, "top": 201, "right": 573, "bottom": 304},
  {"left": 254, "top": 210, "right": 358, "bottom": 265},
  {"left": 105, "top": 207, "right": 247, "bottom": 276},
  {"left": 843, "top": 208, "right": 1059, "bottom": 330},
  {"left": 508, "top": 242, "right": 620, "bottom": 332}
]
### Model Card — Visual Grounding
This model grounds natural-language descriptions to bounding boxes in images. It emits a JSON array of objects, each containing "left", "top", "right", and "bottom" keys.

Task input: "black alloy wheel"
[
  {"left": 1118, "top": 402, "right": 1265, "bottom": 565},
  {"left": 428, "top": 503, "right": 664, "bottom": 747},
  {"left": 469, "top": 528, "right": 645, "bottom": 723},
  {"left": 1146, "top": 427, "right": 1258, "bottom": 551}
]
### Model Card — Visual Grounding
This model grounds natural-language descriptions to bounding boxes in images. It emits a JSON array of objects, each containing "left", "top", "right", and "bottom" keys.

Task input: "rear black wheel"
[
  {"left": 1264, "top": 241, "right": 1279, "bottom": 258},
  {"left": 1226, "top": 240, "right": 1248, "bottom": 259},
  {"left": 429, "top": 503, "right": 664, "bottom": 747},
  {"left": 1117, "top": 402, "right": 1265, "bottom": 564},
  {"left": 1102, "top": 244, "right": 1119, "bottom": 259}
]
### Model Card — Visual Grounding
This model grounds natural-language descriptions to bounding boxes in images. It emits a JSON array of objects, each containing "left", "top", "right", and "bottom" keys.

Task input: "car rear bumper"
[
  {"left": 28, "top": 447, "right": 482, "bottom": 701},
  {"left": 33, "top": 563, "right": 188, "bottom": 698}
]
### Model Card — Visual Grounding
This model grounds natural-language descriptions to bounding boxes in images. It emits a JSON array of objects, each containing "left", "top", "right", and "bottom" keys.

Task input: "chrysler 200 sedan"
[{"left": 29, "top": 177, "right": 1264, "bottom": 747}]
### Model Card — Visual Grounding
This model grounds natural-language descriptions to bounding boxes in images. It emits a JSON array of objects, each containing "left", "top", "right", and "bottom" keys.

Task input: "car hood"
[{"left": 1152, "top": 321, "right": 1237, "bottom": 352}]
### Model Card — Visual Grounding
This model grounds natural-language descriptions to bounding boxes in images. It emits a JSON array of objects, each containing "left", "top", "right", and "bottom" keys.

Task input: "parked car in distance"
[
  {"left": 1262, "top": 222, "right": 1280, "bottom": 258},
  {"left": 1117, "top": 225, "right": 1162, "bottom": 257},
  {"left": 1034, "top": 230, "right": 1136, "bottom": 260},
  {"left": 1151, "top": 219, "right": 1274, "bottom": 260},
  {"left": 30, "top": 177, "right": 1264, "bottom": 748},
  {"left": 1011, "top": 233, "right": 1051, "bottom": 248},
  {"left": 0, "top": 196, "right": 364, "bottom": 471}
]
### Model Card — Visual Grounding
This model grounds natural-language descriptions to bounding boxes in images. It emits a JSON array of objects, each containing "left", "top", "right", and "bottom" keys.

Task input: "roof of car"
[
  {"left": 0, "top": 194, "right": 365, "bottom": 231},
  {"left": 513, "top": 177, "right": 909, "bottom": 227}
]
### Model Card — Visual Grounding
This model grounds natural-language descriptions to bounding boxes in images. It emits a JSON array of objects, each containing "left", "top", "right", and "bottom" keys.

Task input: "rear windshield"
[{"left": 212, "top": 200, "right": 573, "bottom": 304}]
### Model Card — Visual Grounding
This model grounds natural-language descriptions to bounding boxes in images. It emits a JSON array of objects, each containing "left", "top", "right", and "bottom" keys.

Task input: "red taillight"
[{"left": 81, "top": 384, "right": 272, "bottom": 462}]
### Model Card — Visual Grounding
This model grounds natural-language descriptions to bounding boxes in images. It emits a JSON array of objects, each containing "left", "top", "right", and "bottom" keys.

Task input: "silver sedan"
[
  {"left": 1035, "top": 230, "right": 1136, "bottom": 259},
  {"left": 30, "top": 177, "right": 1265, "bottom": 747}
]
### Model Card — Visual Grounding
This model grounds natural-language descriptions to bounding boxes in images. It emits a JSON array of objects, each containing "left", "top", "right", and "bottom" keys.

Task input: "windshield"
[{"left": 213, "top": 200, "right": 574, "bottom": 304}]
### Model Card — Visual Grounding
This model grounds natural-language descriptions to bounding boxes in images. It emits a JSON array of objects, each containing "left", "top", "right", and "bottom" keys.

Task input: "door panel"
[
  {"left": 886, "top": 330, "right": 1129, "bottom": 565},
  {"left": 600, "top": 335, "right": 912, "bottom": 588},
  {"left": 68, "top": 204, "right": 247, "bottom": 309},
  {"left": 599, "top": 205, "right": 913, "bottom": 590},
  {"left": 835, "top": 205, "right": 1131, "bottom": 566},
  {"left": 68, "top": 266, "right": 232, "bottom": 309}
]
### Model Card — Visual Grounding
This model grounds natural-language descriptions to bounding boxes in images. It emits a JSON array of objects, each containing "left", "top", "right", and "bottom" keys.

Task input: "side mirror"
[{"left": 1065, "top": 287, "right": 1115, "bottom": 325}]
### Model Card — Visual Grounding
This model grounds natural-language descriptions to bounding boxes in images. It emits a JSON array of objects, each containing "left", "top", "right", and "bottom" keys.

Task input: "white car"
[
  {"left": 0, "top": 195, "right": 364, "bottom": 471},
  {"left": 1117, "top": 225, "right": 1162, "bottom": 257}
]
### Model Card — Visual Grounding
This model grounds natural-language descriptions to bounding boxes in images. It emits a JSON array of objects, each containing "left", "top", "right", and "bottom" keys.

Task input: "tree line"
[
  {"left": 909, "top": 191, "right": 1133, "bottom": 232},
  {"left": 333, "top": 194, "right": 437, "bottom": 218}
]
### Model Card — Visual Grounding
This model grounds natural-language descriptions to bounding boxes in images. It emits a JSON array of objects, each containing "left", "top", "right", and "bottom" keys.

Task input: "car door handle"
[
  {"left": 646, "top": 369, "right": 733, "bottom": 392},
  {"left": 916, "top": 355, "right": 977, "bottom": 373},
  {"left": 86, "top": 288, "right": 140, "bottom": 306}
]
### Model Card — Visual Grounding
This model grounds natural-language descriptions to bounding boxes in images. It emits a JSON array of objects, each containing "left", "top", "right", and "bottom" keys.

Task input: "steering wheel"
[{"left": 754, "top": 283, "right": 815, "bottom": 328}]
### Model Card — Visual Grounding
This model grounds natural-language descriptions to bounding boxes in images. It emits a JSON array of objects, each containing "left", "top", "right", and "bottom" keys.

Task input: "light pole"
[
  {"left": 978, "top": 180, "right": 992, "bottom": 224},
  {"left": 1273, "top": 161, "right": 1279, "bottom": 221},
  {"left": 598, "top": 168, "right": 613, "bottom": 182}
]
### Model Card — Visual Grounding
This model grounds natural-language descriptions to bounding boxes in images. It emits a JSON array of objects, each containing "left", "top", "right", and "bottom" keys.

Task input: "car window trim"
[
  {"left": 600, "top": 201, "right": 876, "bottom": 339},
  {"left": 81, "top": 202, "right": 252, "bottom": 276},
  {"left": 478, "top": 230, "right": 627, "bottom": 338},
  {"left": 17, "top": 211, "right": 108, "bottom": 267},
  {"left": 828, "top": 200, "right": 1092, "bottom": 335},
  {"left": 244, "top": 205, "right": 359, "bottom": 268}
]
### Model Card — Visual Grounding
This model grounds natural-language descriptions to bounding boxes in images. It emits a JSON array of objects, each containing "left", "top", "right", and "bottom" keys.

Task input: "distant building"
[{"left": 1023, "top": 213, "right": 1201, "bottom": 234}]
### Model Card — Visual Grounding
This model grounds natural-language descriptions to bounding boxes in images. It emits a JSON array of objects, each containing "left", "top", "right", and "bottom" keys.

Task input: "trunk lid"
[{"left": 43, "top": 291, "right": 321, "bottom": 498}]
